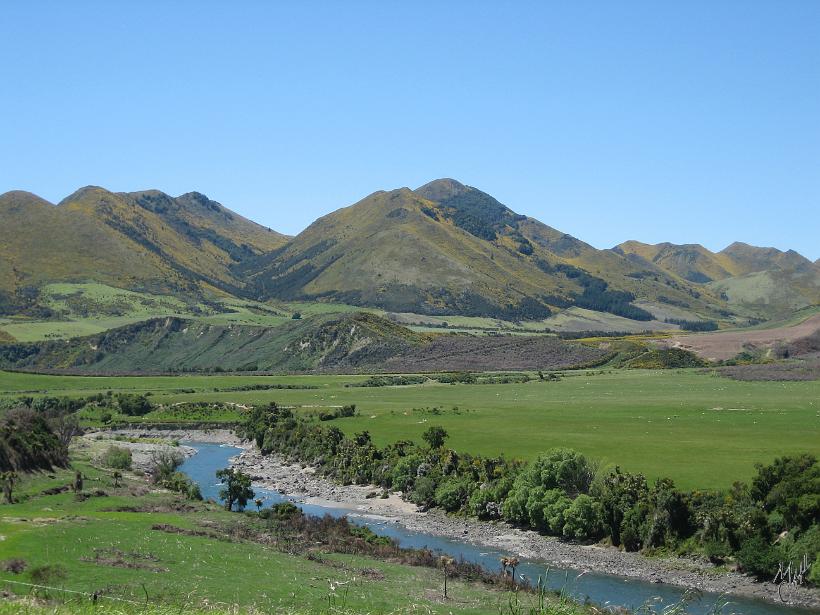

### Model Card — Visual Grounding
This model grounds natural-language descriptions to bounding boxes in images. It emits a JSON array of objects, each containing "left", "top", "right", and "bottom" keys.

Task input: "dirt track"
[{"left": 660, "top": 313, "right": 820, "bottom": 361}]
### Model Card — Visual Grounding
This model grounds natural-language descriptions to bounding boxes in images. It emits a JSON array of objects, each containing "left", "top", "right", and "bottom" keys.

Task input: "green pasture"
[
  {"left": 0, "top": 462, "right": 520, "bottom": 614},
  {"left": 1, "top": 369, "right": 817, "bottom": 490}
]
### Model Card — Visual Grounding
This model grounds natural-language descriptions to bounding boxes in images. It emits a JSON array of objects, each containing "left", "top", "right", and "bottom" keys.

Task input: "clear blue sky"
[{"left": 2, "top": 2, "right": 818, "bottom": 259}]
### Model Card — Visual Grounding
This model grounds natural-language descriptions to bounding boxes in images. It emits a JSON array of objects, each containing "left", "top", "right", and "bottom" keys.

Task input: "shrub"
[
  {"left": 809, "top": 553, "right": 820, "bottom": 586},
  {"left": 422, "top": 426, "right": 448, "bottom": 449},
  {"left": 391, "top": 455, "right": 423, "bottom": 492},
  {"left": 1, "top": 558, "right": 26, "bottom": 574},
  {"left": 411, "top": 476, "right": 438, "bottom": 508},
  {"left": 736, "top": 535, "right": 783, "bottom": 580},
  {"left": 116, "top": 393, "right": 153, "bottom": 416},
  {"left": 29, "top": 563, "right": 67, "bottom": 584},
  {"left": 258, "top": 501, "right": 302, "bottom": 523},
  {"left": 562, "top": 494, "right": 604, "bottom": 539},
  {"left": 703, "top": 539, "right": 731, "bottom": 564},
  {"left": 148, "top": 449, "right": 184, "bottom": 484},
  {"left": 620, "top": 505, "right": 646, "bottom": 552},
  {"left": 435, "top": 478, "right": 470, "bottom": 512},
  {"left": 100, "top": 445, "right": 132, "bottom": 470},
  {"left": 163, "top": 471, "right": 202, "bottom": 500}
]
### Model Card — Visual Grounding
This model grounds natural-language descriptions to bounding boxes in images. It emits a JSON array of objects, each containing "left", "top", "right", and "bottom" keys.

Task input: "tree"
[
  {"left": 112, "top": 471, "right": 122, "bottom": 487},
  {"left": 422, "top": 426, "right": 449, "bottom": 450},
  {"left": 291, "top": 312, "right": 302, "bottom": 320},
  {"left": 116, "top": 393, "right": 153, "bottom": 416},
  {"left": 216, "top": 467, "right": 255, "bottom": 511},
  {"left": 1, "top": 471, "right": 18, "bottom": 504},
  {"left": 354, "top": 431, "right": 372, "bottom": 447},
  {"left": 149, "top": 449, "right": 184, "bottom": 484},
  {"left": 50, "top": 413, "right": 81, "bottom": 448}
]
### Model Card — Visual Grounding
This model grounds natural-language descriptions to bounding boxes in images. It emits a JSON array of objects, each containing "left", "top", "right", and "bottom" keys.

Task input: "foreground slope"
[{"left": 246, "top": 179, "right": 724, "bottom": 320}]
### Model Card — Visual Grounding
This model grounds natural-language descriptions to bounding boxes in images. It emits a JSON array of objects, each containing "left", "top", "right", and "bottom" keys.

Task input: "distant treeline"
[
  {"left": 664, "top": 318, "right": 719, "bottom": 332},
  {"left": 213, "top": 383, "right": 320, "bottom": 392}
]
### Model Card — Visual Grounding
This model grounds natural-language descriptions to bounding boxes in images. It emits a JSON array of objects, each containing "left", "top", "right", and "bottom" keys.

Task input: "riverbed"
[{"left": 178, "top": 440, "right": 820, "bottom": 615}]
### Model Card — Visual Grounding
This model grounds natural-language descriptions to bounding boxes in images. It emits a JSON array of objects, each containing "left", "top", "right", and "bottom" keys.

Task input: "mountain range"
[{"left": 1, "top": 179, "right": 817, "bottom": 323}]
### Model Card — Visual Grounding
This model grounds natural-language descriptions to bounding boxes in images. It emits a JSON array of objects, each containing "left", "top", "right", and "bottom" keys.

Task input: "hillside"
[
  {"left": 616, "top": 240, "right": 820, "bottom": 318},
  {"left": 2, "top": 179, "right": 815, "bottom": 331},
  {"left": 245, "top": 179, "right": 725, "bottom": 321},
  {"left": 0, "top": 187, "right": 287, "bottom": 313},
  {"left": 0, "top": 312, "right": 607, "bottom": 374}
]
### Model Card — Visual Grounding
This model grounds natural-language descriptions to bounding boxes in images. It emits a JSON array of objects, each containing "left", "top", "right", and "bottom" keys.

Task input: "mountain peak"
[
  {"left": 57, "top": 185, "right": 111, "bottom": 206},
  {"left": 0, "top": 190, "right": 54, "bottom": 215},
  {"left": 414, "top": 178, "right": 468, "bottom": 202}
]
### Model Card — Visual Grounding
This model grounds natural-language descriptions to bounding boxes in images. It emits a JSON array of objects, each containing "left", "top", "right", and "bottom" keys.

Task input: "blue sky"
[{"left": 2, "top": 2, "right": 818, "bottom": 259}]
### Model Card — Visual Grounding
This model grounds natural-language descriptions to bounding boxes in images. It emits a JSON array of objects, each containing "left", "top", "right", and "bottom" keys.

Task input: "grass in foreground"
[{"left": 0, "top": 449, "right": 568, "bottom": 615}]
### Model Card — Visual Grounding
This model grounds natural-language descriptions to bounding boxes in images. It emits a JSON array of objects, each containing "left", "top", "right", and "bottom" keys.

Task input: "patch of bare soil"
[
  {"left": 380, "top": 335, "right": 608, "bottom": 372},
  {"left": 659, "top": 314, "right": 820, "bottom": 361},
  {"left": 102, "top": 501, "right": 200, "bottom": 513},
  {"left": 713, "top": 358, "right": 820, "bottom": 381},
  {"left": 80, "top": 548, "right": 167, "bottom": 572}
]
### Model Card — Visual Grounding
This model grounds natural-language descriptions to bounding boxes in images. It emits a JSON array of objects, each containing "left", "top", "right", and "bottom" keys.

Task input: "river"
[{"left": 179, "top": 441, "right": 817, "bottom": 615}]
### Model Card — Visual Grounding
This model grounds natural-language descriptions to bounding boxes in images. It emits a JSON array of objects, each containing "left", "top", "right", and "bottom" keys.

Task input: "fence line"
[{"left": 2, "top": 578, "right": 143, "bottom": 604}]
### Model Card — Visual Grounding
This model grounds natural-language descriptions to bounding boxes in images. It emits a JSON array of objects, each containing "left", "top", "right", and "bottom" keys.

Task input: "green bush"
[
  {"left": 434, "top": 477, "right": 470, "bottom": 512},
  {"left": 100, "top": 445, "right": 132, "bottom": 470},
  {"left": 809, "top": 553, "right": 820, "bottom": 586},
  {"left": 411, "top": 476, "right": 437, "bottom": 508},
  {"left": 736, "top": 535, "right": 783, "bottom": 580},
  {"left": 162, "top": 471, "right": 202, "bottom": 500},
  {"left": 703, "top": 538, "right": 731, "bottom": 564},
  {"left": 116, "top": 393, "right": 153, "bottom": 416},
  {"left": 562, "top": 494, "right": 604, "bottom": 539},
  {"left": 389, "top": 455, "right": 422, "bottom": 492},
  {"left": 29, "top": 563, "right": 67, "bottom": 584}
]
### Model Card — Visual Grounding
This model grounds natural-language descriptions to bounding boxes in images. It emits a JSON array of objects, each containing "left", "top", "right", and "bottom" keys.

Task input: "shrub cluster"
[
  {"left": 100, "top": 445, "right": 132, "bottom": 470},
  {"left": 318, "top": 404, "right": 357, "bottom": 421},
  {"left": 148, "top": 449, "right": 201, "bottom": 500}
]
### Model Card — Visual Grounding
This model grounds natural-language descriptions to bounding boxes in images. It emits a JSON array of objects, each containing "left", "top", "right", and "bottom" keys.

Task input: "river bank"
[
  {"left": 81, "top": 428, "right": 240, "bottom": 472},
  {"left": 228, "top": 444, "right": 819, "bottom": 610},
  {"left": 98, "top": 428, "right": 819, "bottom": 610}
]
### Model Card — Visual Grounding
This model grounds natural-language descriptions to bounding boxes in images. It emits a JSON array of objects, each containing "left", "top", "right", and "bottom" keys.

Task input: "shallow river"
[{"left": 180, "top": 442, "right": 815, "bottom": 615}]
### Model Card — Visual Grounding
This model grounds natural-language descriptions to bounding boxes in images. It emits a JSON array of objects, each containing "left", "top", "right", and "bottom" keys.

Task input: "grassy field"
[
  {"left": 0, "top": 446, "right": 535, "bottom": 614},
  {"left": 0, "top": 284, "right": 371, "bottom": 342},
  {"left": 1, "top": 369, "right": 817, "bottom": 490}
]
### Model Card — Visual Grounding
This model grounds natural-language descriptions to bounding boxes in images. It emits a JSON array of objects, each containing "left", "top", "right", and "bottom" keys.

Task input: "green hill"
[
  {"left": 0, "top": 311, "right": 607, "bottom": 374},
  {"left": 616, "top": 239, "right": 820, "bottom": 318},
  {"left": 245, "top": 179, "right": 725, "bottom": 321},
  {"left": 2, "top": 179, "right": 814, "bottom": 331},
  {"left": 0, "top": 187, "right": 287, "bottom": 313}
]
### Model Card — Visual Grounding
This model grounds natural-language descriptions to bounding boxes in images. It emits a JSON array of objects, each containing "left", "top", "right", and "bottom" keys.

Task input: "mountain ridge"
[
  {"left": 1, "top": 180, "right": 816, "bottom": 323},
  {"left": 0, "top": 186, "right": 288, "bottom": 311}
]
